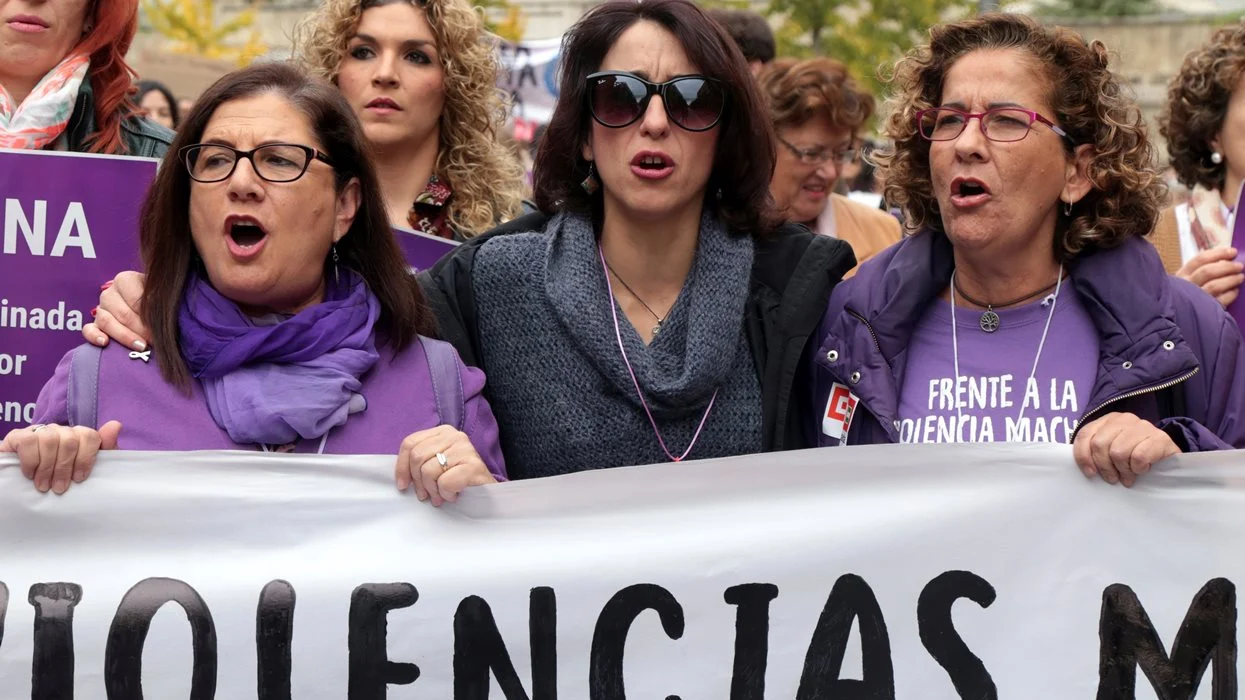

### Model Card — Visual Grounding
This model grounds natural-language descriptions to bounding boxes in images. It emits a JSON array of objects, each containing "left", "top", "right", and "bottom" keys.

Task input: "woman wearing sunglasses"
[
  {"left": 5, "top": 64, "right": 506, "bottom": 503},
  {"left": 809, "top": 14, "right": 1245, "bottom": 483},
  {"left": 418, "top": 0, "right": 855, "bottom": 479}
]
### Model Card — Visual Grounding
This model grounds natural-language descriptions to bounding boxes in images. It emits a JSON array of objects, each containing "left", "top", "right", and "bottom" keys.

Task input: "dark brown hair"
[
  {"left": 878, "top": 13, "right": 1163, "bottom": 260},
  {"left": 139, "top": 62, "right": 434, "bottom": 390},
  {"left": 759, "top": 57, "right": 874, "bottom": 135},
  {"left": 707, "top": 8, "right": 775, "bottom": 65},
  {"left": 532, "top": 0, "right": 776, "bottom": 236},
  {"left": 1160, "top": 19, "right": 1245, "bottom": 192}
]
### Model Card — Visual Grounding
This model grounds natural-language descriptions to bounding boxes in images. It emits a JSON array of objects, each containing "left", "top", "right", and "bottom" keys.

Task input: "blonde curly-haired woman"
[{"left": 295, "top": 0, "right": 526, "bottom": 238}]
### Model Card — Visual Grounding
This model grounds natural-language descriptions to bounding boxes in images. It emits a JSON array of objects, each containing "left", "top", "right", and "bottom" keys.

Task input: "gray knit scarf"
[
  {"left": 545, "top": 210, "right": 754, "bottom": 412},
  {"left": 473, "top": 209, "right": 762, "bottom": 479}
]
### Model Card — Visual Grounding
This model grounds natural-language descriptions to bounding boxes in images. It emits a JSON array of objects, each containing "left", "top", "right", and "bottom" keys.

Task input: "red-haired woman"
[{"left": 0, "top": 0, "right": 171, "bottom": 156}]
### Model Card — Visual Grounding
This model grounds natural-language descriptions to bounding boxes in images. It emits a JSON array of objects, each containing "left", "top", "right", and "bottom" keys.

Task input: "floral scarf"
[
  {"left": 1188, "top": 184, "right": 1235, "bottom": 251},
  {"left": 0, "top": 54, "right": 89, "bottom": 150}
]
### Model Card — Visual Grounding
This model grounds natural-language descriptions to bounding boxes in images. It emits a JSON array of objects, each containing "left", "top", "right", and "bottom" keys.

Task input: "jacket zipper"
[
  {"left": 1070, "top": 367, "right": 1199, "bottom": 442},
  {"left": 846, "top": 308, "right": 886, "bottom": 362}
]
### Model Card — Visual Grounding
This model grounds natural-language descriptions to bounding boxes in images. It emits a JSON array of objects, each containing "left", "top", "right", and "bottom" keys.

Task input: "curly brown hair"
[
  {"left": 878, "top": 13, "right": 1163, "bottom": 261},
  {"left": 1160, "top": 19, "right": 1245, "bottom": 192},
  {"left": 293, "top": 0, "right": 525, "bottom": 237},
  {"left": 758, "top": 57, "right": 874, "bottom": 135}
]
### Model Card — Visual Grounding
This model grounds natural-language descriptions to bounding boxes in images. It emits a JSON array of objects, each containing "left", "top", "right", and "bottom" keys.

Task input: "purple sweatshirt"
[
  {"left": 33, "top": 337, "right": 507, "bottom": 479},
  {"left": 812, "top": 230, "right": 1245, "bottom": 452}
]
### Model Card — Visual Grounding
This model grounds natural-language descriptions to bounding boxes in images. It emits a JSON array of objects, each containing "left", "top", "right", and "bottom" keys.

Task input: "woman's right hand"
[
  {"left": 82, "top": 271, "right": 151, "bottom": 350},
  {"left": 1, "top": 422, "right": 122, "bottom": 494},
  {"left": 1175, "top": 247, "right": 1244, "bottom": 308}
]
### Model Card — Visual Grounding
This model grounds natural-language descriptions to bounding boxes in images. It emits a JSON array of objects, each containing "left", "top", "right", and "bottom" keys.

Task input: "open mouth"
[
  {"left": 226, "top": 216, "right": 268, "bottom": 251},
  {"left": 634, "top": 154, "right": 670, "bottom": 170},
  {"left": 630, "top": 152, "right": 676, "bottom": 180},
  {"left": 952, "top": 178, "right": 991, "bottom": 198}
]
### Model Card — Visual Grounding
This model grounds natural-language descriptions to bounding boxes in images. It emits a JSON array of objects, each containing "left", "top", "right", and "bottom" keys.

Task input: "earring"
[
  {"left": 1211, "top": 151, "right": 1224, "bottom": 165},
  {"left": 1063, "top": 199, "right": 1073, "bottom": 216},
  {"left": 331, "top": 244, "right": 340, "bottom": 284},
  {"left": 580, "top": 162, "right": 600, "bottom": 195}
]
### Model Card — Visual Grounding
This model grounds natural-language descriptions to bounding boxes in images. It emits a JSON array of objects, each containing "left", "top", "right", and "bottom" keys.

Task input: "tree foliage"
[
  {"left": 142, "top": 0, "right": 267, "bottom": 67},
  {"left": 766, "top": 0, "right": 975, "bottom": 97}
]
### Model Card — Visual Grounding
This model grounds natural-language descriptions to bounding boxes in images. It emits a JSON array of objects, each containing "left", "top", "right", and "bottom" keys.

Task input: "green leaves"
[
  {"left": 767, "top": 0, "right": 975, "bottom": 97},
  {"left": 141, "top": 0, "right": 267, "bottom": 66}
]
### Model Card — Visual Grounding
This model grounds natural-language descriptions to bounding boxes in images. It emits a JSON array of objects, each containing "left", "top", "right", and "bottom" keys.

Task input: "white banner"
[
  {"left": 0, "top": 443, "right": 1241, "bottom": 699},
  {"left": 498, "top": 37, "right": 562, "bottom": 125}
]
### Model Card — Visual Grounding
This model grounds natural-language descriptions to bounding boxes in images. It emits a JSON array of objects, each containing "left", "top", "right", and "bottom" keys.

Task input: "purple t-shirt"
[{"left": 897, "top": 288, "right": 1099, "bottom": 444}]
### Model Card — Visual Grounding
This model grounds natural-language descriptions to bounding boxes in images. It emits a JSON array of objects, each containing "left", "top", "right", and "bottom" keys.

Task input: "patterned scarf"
[
  {"left": 1188, "top": 184, "right": 1234, "bottom": 251},
  {"left": 0, "top": 54, "right": 90, "bottom": 150}
]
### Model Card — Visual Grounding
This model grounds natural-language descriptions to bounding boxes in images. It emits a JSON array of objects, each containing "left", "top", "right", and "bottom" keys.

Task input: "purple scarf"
[{"left": 178, "top": 270, "right": 381, "bottom": 445}]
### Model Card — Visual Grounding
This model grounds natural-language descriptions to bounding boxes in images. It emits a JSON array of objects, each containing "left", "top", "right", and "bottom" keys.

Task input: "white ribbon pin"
[{"left": 129, "top": 349, "right": 151, "bottom": 363}]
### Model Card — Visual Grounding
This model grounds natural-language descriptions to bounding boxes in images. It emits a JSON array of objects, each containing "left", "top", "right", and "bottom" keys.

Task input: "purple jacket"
[
  {"left": 812, "top": 230, "right": 1245, "bottom": 452},
  {"left": 33, "top": 337, "right": 507, "bottom": 479}
]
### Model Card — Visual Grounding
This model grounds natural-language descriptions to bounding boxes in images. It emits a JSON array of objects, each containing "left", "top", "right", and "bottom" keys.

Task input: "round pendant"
[{"left": 979, "top": 310, "right": 1000, "bottom": 333}]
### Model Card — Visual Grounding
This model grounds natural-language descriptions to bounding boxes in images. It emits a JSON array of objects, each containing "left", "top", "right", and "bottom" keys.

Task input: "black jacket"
[
  {"left": 418, "top": 212, "right": 856, "bottom": 452},
  {"left": 64, "top": 81, "right": 173, "bottom": 158}
]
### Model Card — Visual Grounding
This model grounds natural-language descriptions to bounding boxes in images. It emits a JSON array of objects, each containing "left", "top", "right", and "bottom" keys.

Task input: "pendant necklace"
[
  {"left": 950, "top": 265, "right": 1064, "bottom": 431},
  {"left": 951, "top": 274, "right": 1062, "bottom": 333},
  {"left": 602, "top": 257, "right": 670, "bottom": 337}
]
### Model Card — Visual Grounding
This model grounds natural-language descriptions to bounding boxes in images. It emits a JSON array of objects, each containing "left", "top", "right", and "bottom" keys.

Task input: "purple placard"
[
  {"left": 393, "top": 225, "right": 458, "bottom": 271},
  {"left": 0, "top": 149, "right": 157, "bottom": 434},
  {"left": 1230, "top": 185, "right": 1245, "bottom": 331}
]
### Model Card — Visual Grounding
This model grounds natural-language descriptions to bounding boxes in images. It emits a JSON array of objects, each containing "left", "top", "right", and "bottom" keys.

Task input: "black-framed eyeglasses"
[
  {"left": 776, "top": 135, "right": 859, "bottom": 166},
  {"left": 586, "top": 71, "right": 727, "bottom": 132},
  {"left": 180, "top": 143, "right": 335, "bottom": 183},
  {"left": 915, "top": 107, "right": 1074, "bottom": 144}
]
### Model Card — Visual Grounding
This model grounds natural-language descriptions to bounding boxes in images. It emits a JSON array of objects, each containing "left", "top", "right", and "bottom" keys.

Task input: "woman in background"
[
  {"left": 295, "top": 0, "right": 525, "bottom": 238},
  {"left": 0, "top": 0, "right": 170, "bottom": 155},
  {"left": 1154, "top": 19, "right": 1245, "bottom": 309},
  {"left": 759, "top": 57, "right": 900, "bottom": 276},
  {"left": 134, "top": 79, "right": 179, "bottom": 131}
]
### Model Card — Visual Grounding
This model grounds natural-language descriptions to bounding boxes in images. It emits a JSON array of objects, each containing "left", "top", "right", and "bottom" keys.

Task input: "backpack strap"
[
  {"left": 419, "top": 336, "right": 465, "bottom": 431},
  {"left": 66, "top": 344, "right": 102, "bottom": 428}
]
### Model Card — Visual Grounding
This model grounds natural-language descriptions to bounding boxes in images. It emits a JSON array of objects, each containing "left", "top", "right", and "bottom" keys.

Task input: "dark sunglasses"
[{"left": 586, "top": 71, "right": 727, "bottom": 132}]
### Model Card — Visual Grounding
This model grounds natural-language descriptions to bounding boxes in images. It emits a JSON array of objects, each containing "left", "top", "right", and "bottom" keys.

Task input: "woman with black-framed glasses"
[
  {"left": 7, "top": 64, "right": 507, "bottom": 503},
  {"left": 415, "top": 0, "right": 855, "bottom": 479},
  {"left": 807, "top": 13, "right": 1245, "bottom": 481}
]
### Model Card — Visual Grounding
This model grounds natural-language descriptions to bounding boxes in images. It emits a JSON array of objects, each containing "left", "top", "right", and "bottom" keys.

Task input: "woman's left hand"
[
  {"left": 395, "top": 425, "right": 497, "bottom": 506},
  {"left": 1072, "top": 412, "right": 1181, "bottom": 487}
]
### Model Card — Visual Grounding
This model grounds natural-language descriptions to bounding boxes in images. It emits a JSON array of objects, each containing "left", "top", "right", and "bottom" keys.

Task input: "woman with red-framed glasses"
[{"left": 808, "top": 13, "right": 1245, "bottom": 482}]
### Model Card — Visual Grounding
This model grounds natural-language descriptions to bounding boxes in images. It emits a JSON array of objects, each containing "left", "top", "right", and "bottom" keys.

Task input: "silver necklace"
[
  {"left": 951, "top": 276, "right": 1061, "bottom": 333},
  {"left": 602, "top": 257, "right": 670, "bottom": 336},
  {"left": 950, "top": 265, "right": 1063, "bottom": 435}
]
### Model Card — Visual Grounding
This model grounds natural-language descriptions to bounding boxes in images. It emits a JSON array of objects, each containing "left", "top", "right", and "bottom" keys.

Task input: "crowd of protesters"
[{"left": 1, "top": 0, "right": 1242, "bottom": 499}]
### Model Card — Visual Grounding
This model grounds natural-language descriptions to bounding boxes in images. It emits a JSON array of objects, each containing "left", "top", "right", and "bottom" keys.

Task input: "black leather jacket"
[{"left": 63, "top": 81, "right": 173, "bottom": 158}]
